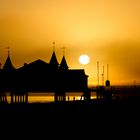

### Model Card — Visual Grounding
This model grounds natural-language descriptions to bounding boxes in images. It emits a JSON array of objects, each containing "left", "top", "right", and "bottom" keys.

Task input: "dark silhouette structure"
[
  {"left": 1, "top": 46, "right": 140, "bottom": 108},
  {"left": 0, "top": 48, "right": 89, "bottom": 103}
]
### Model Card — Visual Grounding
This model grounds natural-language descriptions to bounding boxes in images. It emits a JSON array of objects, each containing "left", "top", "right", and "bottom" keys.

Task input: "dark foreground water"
[{"left": 1, "top": 97, "right": 140, "bottom": 114}]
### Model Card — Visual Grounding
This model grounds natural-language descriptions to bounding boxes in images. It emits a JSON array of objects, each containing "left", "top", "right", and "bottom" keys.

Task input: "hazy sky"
[{"left": 0, "top": 0, "right": 140, "bottom": 86}]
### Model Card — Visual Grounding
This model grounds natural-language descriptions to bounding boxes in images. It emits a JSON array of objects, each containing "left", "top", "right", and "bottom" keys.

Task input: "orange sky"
[{"left": 0, "top": 0, "right": 140, "bottom": 86}]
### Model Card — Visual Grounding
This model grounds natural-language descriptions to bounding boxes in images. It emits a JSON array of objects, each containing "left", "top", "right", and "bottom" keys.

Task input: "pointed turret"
[
  {"left": 3, "top": 47, "right": 15, "bottom": 72},
  {"left": 49, "top": 51, "right": 59, "bottom": 70},
  {"left": 49, "top": 42, "right": 59, "bottom": 70},
  {"left": 59, "top": 56, "right": 69, "bottom": 71},
  {"left": 59, "top": 46, "right": 68, "bottom": 71}
]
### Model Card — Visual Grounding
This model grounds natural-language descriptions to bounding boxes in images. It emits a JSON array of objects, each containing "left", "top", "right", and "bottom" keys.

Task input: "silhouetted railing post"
[
  {"left": 67, "top": 96, "right": 69, "bottom": 101},
  {"left": 15, "top": 94, "right": 16, "bottom": 103},
  {"left": 25, "top": 92, "right": 28, "bottom": 103},
  {"left": 0, "top": 91, "right": 7, "bottom": 103},
  {"left": 55, "top": 90, "right": 66, "bottom": 102},
  {"left": 11, "top": 91, "right": 13, "bottom": 104},
  {"left": 96, "top": 86, "right": 99, "bottom": 99}
]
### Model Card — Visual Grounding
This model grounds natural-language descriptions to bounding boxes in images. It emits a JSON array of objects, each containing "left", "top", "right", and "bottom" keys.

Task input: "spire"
[
  {"left": 3, "top": 46, "right": 15, "bottom": 72},
  {"left": 7, "top": 46, "right": 10, "bottom": 56},
  {"left": 61, "top": 47, "right": 65, "bottom": 56},
  {"left": 59, "top": 56, "right": 69, "bottom": 71},
  {"left": 49, "top": 42, "right": 59, "bottom": 69},
  {"left": 59, "top": 47, "right": 68, "bottom": 71},
  {"left": 52, "top": 41, "right": 55, "bottom": 52}
]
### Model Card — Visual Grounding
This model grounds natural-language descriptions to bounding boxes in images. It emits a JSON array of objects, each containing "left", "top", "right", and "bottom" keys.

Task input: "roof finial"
[
  {"left": 52, "top": 41, "right": 55, "bottom": 52},
  {"left": 6, "top": 46, "right": 10, "bottom": 56},
  {"left": 61, "top": 46, "right": 65, "bottom": 56}
]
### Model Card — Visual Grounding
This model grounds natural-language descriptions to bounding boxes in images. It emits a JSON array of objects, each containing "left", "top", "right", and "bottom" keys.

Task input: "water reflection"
[{"left": 6, "top": 92, "right": 96, "bottom": 103}]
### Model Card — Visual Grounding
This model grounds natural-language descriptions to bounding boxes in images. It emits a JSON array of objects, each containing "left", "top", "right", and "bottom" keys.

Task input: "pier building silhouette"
[{"left": 0, "top": 48, "right": 89, "bottom": 103}]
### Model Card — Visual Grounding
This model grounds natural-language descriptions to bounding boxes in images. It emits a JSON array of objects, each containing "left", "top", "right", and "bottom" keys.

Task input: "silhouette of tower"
[
  {"left": 97, "top": 61, "right": 99, "bottom": 86},
  {"left": 105, "top": 64, "right": 110, "bottom": 86},
  {"left": 3, "top": 46, "right": 15, "bottom": 72},
  {"left": 59, "top": 56, "right": 69, "bottom": 71},
  {"left": 49, "top": 42, "right": 59, "bottom": 70},
  {"left": 59, "top": 47, "right": 69, "bottom": 71},
  {"left": 101, "top": 65, "right": 104, "bottom": 86}
]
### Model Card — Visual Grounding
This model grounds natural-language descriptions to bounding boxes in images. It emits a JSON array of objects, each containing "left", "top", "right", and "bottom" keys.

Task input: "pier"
[{"left": 1, "top": 85, "right": 140, "bottom": 104}]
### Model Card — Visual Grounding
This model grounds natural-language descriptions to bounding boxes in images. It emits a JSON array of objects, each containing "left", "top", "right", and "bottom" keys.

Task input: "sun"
[{"left": 79, "top": 54, "right": 90, "bottom": 65}]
